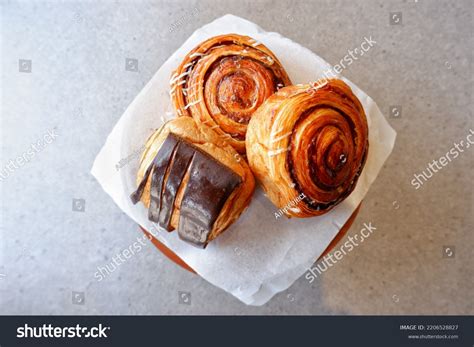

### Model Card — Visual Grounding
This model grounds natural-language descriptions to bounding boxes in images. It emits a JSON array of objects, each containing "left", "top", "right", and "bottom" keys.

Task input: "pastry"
[
  {"left": 246, "top": 79, "right": 369, "bottom": 217},
  {"left": 131, "top": 117, "right": 255, "bottom": 247},
  {"left": 170, "top": 34, "right": 291, "bottom": 153}
]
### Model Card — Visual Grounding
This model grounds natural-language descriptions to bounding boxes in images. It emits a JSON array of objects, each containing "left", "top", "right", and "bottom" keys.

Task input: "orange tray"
[{"left": 140, "top": 204, "right": 361, "bottom": 274}]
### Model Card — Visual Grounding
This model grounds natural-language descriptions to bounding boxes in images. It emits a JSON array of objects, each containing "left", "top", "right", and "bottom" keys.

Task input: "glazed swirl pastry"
[
  {"left": 246, "top": 79, "right": 369, "bottom": 217},
  {"left": 131, "top": 117, "right": 255, "bottom": 247},
  {"left": 170, "top": 34, "right": 291, "bottom": 153}
]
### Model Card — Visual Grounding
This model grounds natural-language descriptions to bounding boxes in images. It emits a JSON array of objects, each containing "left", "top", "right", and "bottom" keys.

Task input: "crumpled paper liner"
[{"left": 91, "top": 14, "right": 396, "bottom": 306}]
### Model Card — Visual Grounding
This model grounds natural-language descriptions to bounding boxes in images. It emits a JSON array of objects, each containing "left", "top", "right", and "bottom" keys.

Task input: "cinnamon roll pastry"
[
  {"left": 246, "top": 79, "right": 369, "bottom": 218},
  {"left": 131, "top": 117, "right": 255, "bottom": 247},
  {"left": 170, "top": 34, "right": 291, "bottom": 153}
]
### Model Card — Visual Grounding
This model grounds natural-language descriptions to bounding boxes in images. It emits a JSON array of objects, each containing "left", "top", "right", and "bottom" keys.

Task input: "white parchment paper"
[{"left": 91, "top": 14, "right": 396, "bottom": 305}]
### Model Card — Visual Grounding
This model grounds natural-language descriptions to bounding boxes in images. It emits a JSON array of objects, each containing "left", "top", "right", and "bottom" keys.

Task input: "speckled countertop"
[{"left": 1, "top": 0, "right": 472, "bottom": 315}]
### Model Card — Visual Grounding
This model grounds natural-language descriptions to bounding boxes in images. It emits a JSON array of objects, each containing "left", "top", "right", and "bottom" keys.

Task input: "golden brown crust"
[
  {"left": 137, "top": 117, "right": 255, "bottom": 240},
  {"left": 246, "top": 79, "right": 369, "bottom": 218},
  {"left": 170, "top": 34, "right": 291, "bottom": 153}
]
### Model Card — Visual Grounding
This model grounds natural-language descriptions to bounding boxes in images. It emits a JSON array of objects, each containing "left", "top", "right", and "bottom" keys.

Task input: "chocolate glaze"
[
  {"left": 178, "top": 150, "right": 241, "bottom": 247},
  {"left": 131, "top": 132, "right": 242, "bottom": 248},
  {"left": 158, "top": 141, "right": 195, "bottom": 230},
  {"left": 147, "top": 134, "right": 179, "bottom": 225},
  {"left": 130, "top": 163, "right": 153, "bottom": 204}
]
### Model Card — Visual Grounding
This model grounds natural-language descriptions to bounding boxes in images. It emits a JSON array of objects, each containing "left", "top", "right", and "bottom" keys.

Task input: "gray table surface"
[{"left": 1, "top": 0, "right": 472, "bottom": 315}]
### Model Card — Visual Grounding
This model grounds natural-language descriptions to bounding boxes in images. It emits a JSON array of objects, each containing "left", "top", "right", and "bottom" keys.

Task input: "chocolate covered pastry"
[{"left": 131, "top": 117, "right": 255, "bottom": 247}]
